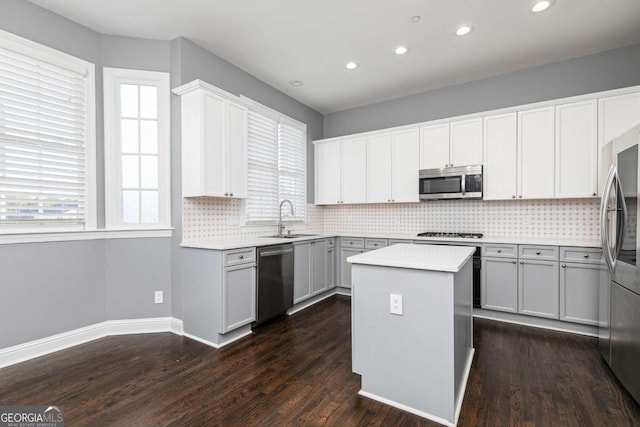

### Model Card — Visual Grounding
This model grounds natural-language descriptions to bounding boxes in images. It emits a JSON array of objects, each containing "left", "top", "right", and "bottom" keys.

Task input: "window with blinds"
[
  {"left": 245, "top": 110, "right": 306, "bottom": 224},
  {"left": 0, "top": 34, "right": 93, "bottom": 228}
]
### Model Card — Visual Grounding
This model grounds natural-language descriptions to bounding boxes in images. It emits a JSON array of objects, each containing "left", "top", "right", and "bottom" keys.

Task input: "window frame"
[
  {"left": 240, "top": 96, "right": 307, "bottom": 226},
  {"left": 103, "top": 67, "right": 171, "bottom": 230},
  {"left": 0, "top": 29, "right": 96, "bottom": 233}
]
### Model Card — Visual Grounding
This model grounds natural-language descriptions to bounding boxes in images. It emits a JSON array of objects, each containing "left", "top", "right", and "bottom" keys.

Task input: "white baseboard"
[
  {"left": 358, "top": 390, "right": 454, "bottom": 427},
  {"left": 0, "top": 317, "right": 183, "bottom": 369},
  {"left": 288, "top": 290, "right": 337, "bottom": 315},
  {"left": 473, "top": 309, "right": 599, "bottom": 337},
  {"left": 454, "top": 348, "right": 475, "bottom": 425}
]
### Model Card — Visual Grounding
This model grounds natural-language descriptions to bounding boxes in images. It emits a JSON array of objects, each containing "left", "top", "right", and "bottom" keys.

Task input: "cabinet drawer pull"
[
  {"left": 584, "top": 254, "right": 589, "bottom": 258},
  {"left": 374, "top": 243, "right": 378, "bottom": 246},
  {"left": 230, "top": 192, "right": 234, "bottom": 197},
  {"left": 239, "top": 255, "right": 244, "bottom": 260},
  {"left": 224, "top": 192, "right": 229, "bottom": 196},
  {"left": 350, "top": 242, "right": 353, "bottom": 245},
  {"left": 536, "top": 251, "right": 541, "bottom": 255},
  {"left": 593, "top": 193, "right": 597, "bottom": 196},
  {"left": 561, "top": 264, "right": 566, "bottom": 268},
  {"left": 497, "top": 249, "right": 502, "bottom": 253}
]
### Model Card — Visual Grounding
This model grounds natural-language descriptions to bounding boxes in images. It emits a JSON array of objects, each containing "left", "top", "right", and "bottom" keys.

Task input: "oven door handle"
[{"left": 461, "top": 174, "right": 466, "bottom": 195}]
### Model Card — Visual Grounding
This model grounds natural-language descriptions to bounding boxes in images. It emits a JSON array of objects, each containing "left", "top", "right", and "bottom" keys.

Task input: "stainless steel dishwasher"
[{"left": 254, "top": 243, "right": 294, "bottom": 327}]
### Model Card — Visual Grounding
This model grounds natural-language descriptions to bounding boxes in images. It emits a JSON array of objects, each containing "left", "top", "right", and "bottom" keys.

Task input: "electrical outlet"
[
  {"left": 154, "top": 291, "right": 164, "bottom": 304},
  {"left": 390, "top": 294, "right": 403, "bottom": 315}
]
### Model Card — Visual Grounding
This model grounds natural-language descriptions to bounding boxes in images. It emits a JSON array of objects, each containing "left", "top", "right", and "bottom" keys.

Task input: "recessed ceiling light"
[
  {"left": 531, "top": 0, "right": 554, "bottom": 12},
  {"left": 395, "top": 46, "right": 409, "bottom": 55},
  {"left": 455, "top": 25, "right": 473, "bottom": 36},
  {"left": 411, "top": 15, "right": 421, "bottom": 23},
  {"left": 345, "top": 62, "right": 358, "bottom": 70},
  {"left": 289, "top": 80, "right": 303, "bottom": 87}
]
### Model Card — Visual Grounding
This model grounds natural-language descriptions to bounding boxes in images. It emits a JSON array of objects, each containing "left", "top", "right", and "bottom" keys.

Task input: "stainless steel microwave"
[{"left": 419, "top": 165, "right": 483, "bottom": 200}]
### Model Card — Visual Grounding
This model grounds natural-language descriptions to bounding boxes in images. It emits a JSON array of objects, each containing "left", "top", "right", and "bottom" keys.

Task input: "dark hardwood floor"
[{"left": 1, "top": 295, "right": 639, "bottom": 426}]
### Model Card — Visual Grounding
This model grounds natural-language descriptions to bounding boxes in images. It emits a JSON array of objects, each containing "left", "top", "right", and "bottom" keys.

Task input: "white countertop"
[
  {"left": 181, "top": 231, "right": 600, "bottom": 250},
  {"left": 346, "top": 243, "right": 475, "bottom": 272}
]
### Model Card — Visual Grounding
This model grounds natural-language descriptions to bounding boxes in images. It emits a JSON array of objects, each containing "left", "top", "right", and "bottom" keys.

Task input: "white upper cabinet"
[
  {"left": 315, "top": 136, "right": 367, "bottom": 204},
  {"left": 341, "top": 137, "right": 367, "bottom": 203},
  {"left": 555, "top": 100, "right": 598, "bottom": 198},
  {"left": 419, "top": 123, "right": 449, "bottom": 169},
  {"left": 450, "top": 118, "right": 483, "bottom": 167},
  {"left": 483, "top": 113, "right": 517, "bottom": 200},
  {"left": 366, "top": 129, "right": 419, "bottom": 203},
  {"left": 598, "top": 92, "right": 640, "bottom": 194},
  {"left": 315, "top": 141, "right": 341, "bottom": 204},
  {"left": 419, "top": 119, "right": 482, "bottom": 169},
  {"left": 391, "top": 128, "right": 420, "bottom": 203},
  {"left": 175, "top": 80, "right": 248, "bottom": 198},
  {"left": 366, "top": 133, "right": 393, "bottom": 203},
  {"left": 518, "top": 106, "right": 555, "bottom": 199}
]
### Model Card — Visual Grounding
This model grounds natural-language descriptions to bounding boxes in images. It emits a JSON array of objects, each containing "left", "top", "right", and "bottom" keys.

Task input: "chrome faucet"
[{"left": 278, "top": 199, "right": 294, "bottom": 237}]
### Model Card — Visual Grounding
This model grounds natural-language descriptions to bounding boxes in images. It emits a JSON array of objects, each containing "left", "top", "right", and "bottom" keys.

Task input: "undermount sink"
[{"left": 262, "top": 233, "right": 319, "bottom": 239}]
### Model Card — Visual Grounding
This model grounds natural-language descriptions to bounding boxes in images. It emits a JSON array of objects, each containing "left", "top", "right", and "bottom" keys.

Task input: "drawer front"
[
  {"left": 560, "top": 247, "right": 603, "bottom": 264},
  {"left": 326, "top": 238, "right": 335, "bottom": 247},
  {"left": 389, "top": 239, "right": 413, "bottom": 246},
  {"left": 483, "top": 243, "right": 517, "bottom": 258},
  {"left": 341, "top": 237, "right": 365, "bottom": 248},
  {"left": 224, "top": 248, "right": 256, "bottom": 266},
  {"left": 365, "top": 238, "right": 388, "bottom": 250},
  {"left": 519, "top": 245, "right": 559, "bottom": 261}
]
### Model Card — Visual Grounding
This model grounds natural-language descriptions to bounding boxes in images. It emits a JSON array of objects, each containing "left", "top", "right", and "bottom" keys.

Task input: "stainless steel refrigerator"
[{"left": 600, "top": 124, "right": 640, "bottom": 404}]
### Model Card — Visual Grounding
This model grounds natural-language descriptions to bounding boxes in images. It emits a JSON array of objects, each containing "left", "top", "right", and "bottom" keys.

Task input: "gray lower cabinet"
[
  {"left": 294, "top": 242, "right": 312, "bottom": 303},
  {"left": 482, "top": 257, "right": 518, "bottom": 313},
  {"left": 327, "top": 245, "right": 336, "bottom": 289},
  {"left": 518, "top": 259, "right": 560, "bottom": 319},
  {"left": 222, "top": 263, "right": 257, "bottom": 333},
  {"left": 294, "top": 239, "right": 329, "bottom": 304},
  {"left": 559, "top": 262, "right": 602, "bottom": 325},
  {"left": 311, "top": 240, "right": 328, "bottom": 295},
  {"left": 181, "top": 247, "right": 256, "bottom": 346},
  {"left": 339, "top": 247, "right": 364, "bottom": 288}
]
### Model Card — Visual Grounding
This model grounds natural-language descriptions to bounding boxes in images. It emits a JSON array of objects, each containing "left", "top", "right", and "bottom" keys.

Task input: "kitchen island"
[{"left": 348, "top": 244, "right": 475, "bottom": 427}]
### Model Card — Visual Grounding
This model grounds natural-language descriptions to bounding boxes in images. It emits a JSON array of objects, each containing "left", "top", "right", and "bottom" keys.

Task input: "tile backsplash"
[
  {"left": 183, "top": 197, "right": 601, "bottom": 242},
  {"left": 182, "top": 198, "right": 324, "bottom": 240},
  {"left": 323, "top": 198, "right": 601, "bottom": 240}
]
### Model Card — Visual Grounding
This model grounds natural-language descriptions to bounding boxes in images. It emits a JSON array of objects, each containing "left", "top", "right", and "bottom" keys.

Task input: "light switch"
[{"left": 390, "top": 294, "right": 403, "bottom": 315}]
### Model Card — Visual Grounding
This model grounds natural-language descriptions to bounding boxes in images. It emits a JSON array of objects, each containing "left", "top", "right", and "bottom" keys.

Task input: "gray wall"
[
  {"left": 0, "top": 0, "right": 173, "bottom": 349},
  {"left": 0, "top": 241, "right": 106, "bottom": 349},
  {"left": 323, "top": 43, "right": 640, "bottom": 138}
]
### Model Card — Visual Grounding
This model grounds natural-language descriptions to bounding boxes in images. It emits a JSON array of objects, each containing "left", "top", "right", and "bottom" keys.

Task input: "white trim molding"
[
  {"left": 0, "top": 317, "right": 183, "bottom": 369},
  {"left": 0, "top": 228, "right": 173, "bottom": 245}
]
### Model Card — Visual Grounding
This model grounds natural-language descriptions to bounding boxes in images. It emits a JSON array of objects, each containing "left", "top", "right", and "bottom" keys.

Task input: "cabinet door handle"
[
  {"left": 536, "top": 251, "right": 541, "bottom": 255},
  {"left": 512, "top": 260, "right": 517, "bottom": 264},
  {"left": 239, "top": 255, "right": 244, "bottom": 260},
  {"left": 584, "top": 254, "right": 589, "bottom": 258},
  {"left": 230, "top": 192, "right": 234, "bottom": 197},
  {"left": 519, "top": 261, "right": 524, "bottom": 264},
  {"left": 518, "top": 195, "right": 523, "bottom": 198},
  {"left": 561, "top": 264, "right": 566, "bottom": 268},
  {"left": 592, "top": 193, "right": 597, "bottom": 197},
  {"left": 374, "top": 243, "right": 378, "bottom": 246},
  {"left": 512, "top": 195, "right": 516, "bottom": 199},
  {"left": 388, "top": 199, "right": 391, "bottom": 202},
  {"left": 350, "top": 242, "right": 353, "bottom": 245},
  {"left": 497, "top": 249, "right": 502, "bottom": 253},
  {"left": 224, "top": 192, "right": 229, "bottom": 196}
]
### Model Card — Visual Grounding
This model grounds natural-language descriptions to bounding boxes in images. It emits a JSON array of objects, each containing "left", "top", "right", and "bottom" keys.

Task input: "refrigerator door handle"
[
  {"left": 601, "top": 166, "right": 618, "bottom": 274},
  {"left": 614, "top": 172, "right": 628, "bottom": 262}
]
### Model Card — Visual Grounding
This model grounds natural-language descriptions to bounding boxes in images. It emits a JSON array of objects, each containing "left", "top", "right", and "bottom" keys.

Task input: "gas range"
[{"left": 416, "top": 232, "right": 484, "bottom": 239}]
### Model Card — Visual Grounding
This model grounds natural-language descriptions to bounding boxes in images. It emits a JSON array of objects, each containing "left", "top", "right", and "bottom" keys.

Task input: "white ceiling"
[{"left": 27, "top": 0, "right": 640, "bottom": 114}]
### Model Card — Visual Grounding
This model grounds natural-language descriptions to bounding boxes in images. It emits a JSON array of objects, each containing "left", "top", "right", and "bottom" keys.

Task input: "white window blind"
[
  {"left": 245, "top": 110, "right": 279, "bottom": 222},
  {"left": 0, "top": 43, "right": 88, "bottom": 226},
  {"left": 278, "top": 122, "right": 306, "bottom": 221}
]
